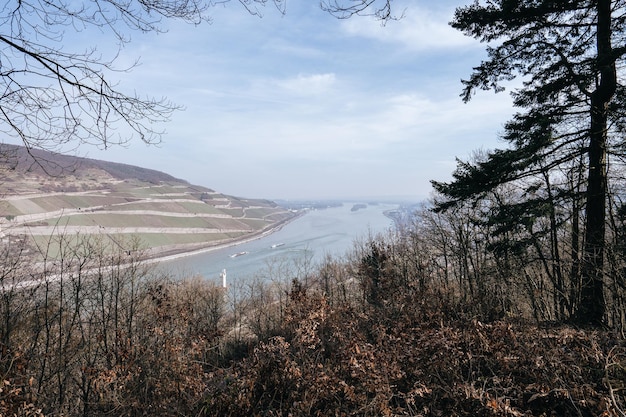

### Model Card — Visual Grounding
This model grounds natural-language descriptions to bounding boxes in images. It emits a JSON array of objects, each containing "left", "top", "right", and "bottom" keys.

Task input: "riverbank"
[
  {"left": 159, "top": 202, "right": 399, "bottom": 281},
  {"left": 1, "top": 210, "right": 304, "bottom": 292},
  {"left": 141, "top": 210, "right": 305, "bottom": 265}
]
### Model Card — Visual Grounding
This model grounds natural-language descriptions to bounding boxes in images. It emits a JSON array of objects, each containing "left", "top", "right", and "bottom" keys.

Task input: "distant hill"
[
  {"left": 0, "top": 144, "right": 296, "bottom": 264},
  {"left": 0, "top": 143, "right": 186, "bottom": 185}
]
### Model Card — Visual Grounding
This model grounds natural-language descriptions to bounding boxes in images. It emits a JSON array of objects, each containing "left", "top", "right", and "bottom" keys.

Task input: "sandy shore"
[
  {"left": 141, "top": 210, "right": 305, "bottom": 265},
  {"left": 1, "top": 211, "right": 304, "bottom": 292}
]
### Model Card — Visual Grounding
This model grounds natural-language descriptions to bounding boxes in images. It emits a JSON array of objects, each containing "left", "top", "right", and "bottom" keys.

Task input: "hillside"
[{"left": 0, "top": 144, "right": 296, "bottom": 262}]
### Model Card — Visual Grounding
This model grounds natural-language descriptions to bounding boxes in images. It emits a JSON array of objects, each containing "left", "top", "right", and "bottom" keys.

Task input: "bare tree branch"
[{"left": 0, "top": 0, "right": 281, "bottom": 156}]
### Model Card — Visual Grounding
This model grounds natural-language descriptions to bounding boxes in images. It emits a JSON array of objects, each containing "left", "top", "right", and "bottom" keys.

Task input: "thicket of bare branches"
[
  {"left": 199, "top": 201, "right": 626, "bottom": 416},
  {"left": 0, "top": 235, "right": 226, "bottom": 416},
  {"left": 2, "top": 202, "right": 626, "bottom": 415}
]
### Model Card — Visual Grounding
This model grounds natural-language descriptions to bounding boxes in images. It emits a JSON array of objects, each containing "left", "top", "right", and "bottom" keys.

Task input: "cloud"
[
  {"left": 275, "top": 73, "right": 337, "bottom": 95},
  {"left": 262, "top": 39, "right": 327, "bottom": 60},
  {"left": 340, "top": 4, "right": 477, "bottom": 51},
  {"left": 64, "top": 1, "right": 519, "bottom": 200}
]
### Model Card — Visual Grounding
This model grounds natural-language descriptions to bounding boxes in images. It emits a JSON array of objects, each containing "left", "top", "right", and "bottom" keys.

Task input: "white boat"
[
  {"left": 271, "top": 243, "right": 284, "bottom": 248},
  {"left": 230, "top": 251, "right": 248, "bottom": 258}
]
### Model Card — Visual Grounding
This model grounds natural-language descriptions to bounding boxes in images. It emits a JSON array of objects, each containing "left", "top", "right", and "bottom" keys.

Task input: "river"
[{"left": 158, "top": 202, "right": 397, "bottom": 284}]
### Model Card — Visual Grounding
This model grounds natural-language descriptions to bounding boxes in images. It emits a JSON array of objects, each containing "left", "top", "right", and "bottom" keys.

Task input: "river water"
[{"left": 158, "top": 202, "right": 397, "bottom": 284}]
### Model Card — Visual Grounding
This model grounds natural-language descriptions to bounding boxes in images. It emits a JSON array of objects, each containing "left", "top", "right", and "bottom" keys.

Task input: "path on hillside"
[
  {"left": 2, "top": 195, "right": 290, "bottom": 227},
  {"left": 2, "top": 225, "right": 254, "bottom": 236}
]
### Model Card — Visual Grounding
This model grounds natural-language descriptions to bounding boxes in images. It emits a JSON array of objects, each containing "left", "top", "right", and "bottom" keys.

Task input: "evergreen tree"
[{"left": 432, "top": 0, "right": 626, "bottom": 326}]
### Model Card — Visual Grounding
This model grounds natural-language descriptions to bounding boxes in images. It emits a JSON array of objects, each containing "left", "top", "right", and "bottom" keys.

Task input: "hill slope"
[{"left": 0, "top": 145, "right": 296, "bottom": 261}]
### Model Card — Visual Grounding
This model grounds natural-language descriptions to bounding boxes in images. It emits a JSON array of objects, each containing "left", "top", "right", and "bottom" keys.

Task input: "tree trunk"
[{"left": 576, "top": 0, "right": 616, "bottom": 326}]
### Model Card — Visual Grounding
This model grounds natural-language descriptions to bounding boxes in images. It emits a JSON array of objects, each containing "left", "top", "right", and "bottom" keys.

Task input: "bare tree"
[
  {"left": 0, "top": 0, "right": 284, "bottom": 155},
  {"left": 320, "top": 0, "right": 394, "bottom": 21}
]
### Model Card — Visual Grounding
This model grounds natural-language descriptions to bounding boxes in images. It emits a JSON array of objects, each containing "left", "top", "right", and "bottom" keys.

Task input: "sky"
[{"left": 19, "top": 0, "right": 520, "bottom": 201}]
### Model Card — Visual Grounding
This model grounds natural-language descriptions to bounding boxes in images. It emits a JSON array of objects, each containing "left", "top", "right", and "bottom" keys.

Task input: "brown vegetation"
[{"left": 1, "top": 202, "right": 626, "bottom": 416}]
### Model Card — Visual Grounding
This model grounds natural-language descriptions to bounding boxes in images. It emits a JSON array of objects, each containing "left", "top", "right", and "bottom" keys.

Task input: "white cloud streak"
[
  {"left": 340, "top": 4, "right": 477, "bottom": 51},
  {"left": 275, "top": 73, "right": 337, "bottom": 95}
]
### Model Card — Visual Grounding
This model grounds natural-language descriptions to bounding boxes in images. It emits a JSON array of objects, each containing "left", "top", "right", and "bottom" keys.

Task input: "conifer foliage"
[{"left": 432, "top": 0, "right": 626, "bottom": 326}]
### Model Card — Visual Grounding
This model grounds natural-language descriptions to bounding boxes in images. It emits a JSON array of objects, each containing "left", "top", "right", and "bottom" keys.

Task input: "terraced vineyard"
[{"left": 0, "top": 145, "right": 295, "bottom": 261}]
